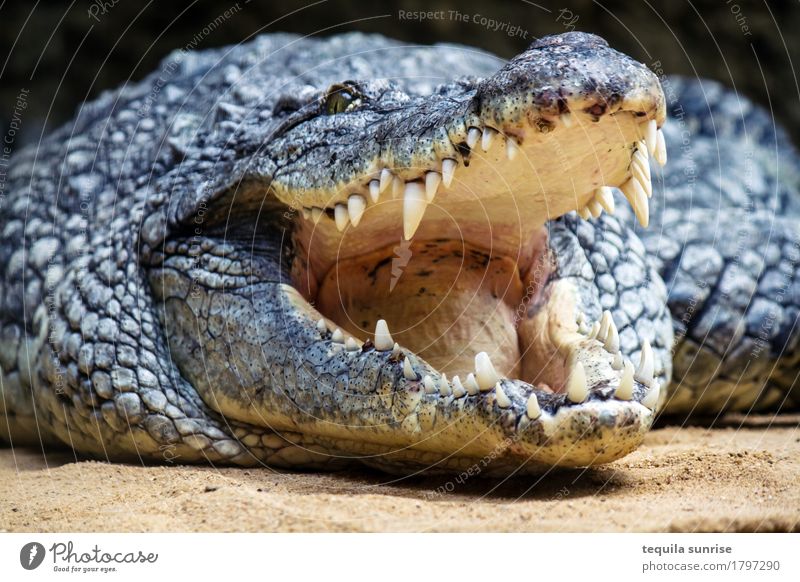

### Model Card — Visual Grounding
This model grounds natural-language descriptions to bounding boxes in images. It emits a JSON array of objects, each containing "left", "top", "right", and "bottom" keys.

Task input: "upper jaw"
[{"left": 272, "top": 32, "right": 666, "bottom": 258}]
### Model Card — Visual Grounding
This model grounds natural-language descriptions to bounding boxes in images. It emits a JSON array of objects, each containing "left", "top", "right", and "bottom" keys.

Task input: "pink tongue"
[{"left": 315, "top": 239, "right": 523, "bottom": 379}]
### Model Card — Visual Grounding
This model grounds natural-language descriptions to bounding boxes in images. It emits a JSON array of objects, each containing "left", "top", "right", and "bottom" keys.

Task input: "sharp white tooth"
[
  {"left": 642, "top": 119, "right": 657, "bottom": 155},
  {"left": 392, "top": 342, "right": 400, "bottom": 354},
  {"left": 481, "top": 127, "right": 497, "bottom": 151},
  {"left": 597, "top": 311, "right": 612, "bottom": 342},
  {"left": 631, "top": 160, "right": 651, "bottom": 195},
  {"left": 334, "top": 204, "right": 349, "bottom": 231},
  {"left": 494, "top": 383, "right": 511, "bottom": 408},
  {"left": 347, "top": 195, "right": 366, "bottom": 227},
  {"left": 403, "top": 356, "right": 417, "bottom": 380},
  {"left": 465, "top": 373, "right": 480, "bottom": 396},
  {"left": 441, "top": 159, "right": 456, "bottom": 188},
  {"left": 425, "top": 171, "right": 441, "bottom": 202},
  {"left": 641, "top": 381, "right": 660, "bottom": 410},
  {"left": 301, "top": 207, "right": 311, "bottom": 220},
  {"left": 604, "top": 316, "right": 620, "bottom": 353},
  {"left": 474, "top": 352, "right": 500, "bottom": 391},
  {"left": 311, "top": 207, "right": 324, "bottom": 224},
  {"left": 560, "top": 113, "right": 574, "bottom": 128},
  {"left": 634, "top": 339, "right": 655, "bottom": 386},
  {"left": 526, "top": 393, "right": 541, "bottom": 420},
  {"left": 423, "top": 375, "right": 437, "bottom": 394},
  {"left": 615, "top": 360, "right": 635, "bottom": 400},
  {"left": 576, "top": 312, "right": 586, "bottom": 325},
  {"left": 452, "top": 375, "right": 466, "bottom": 398},
  {"left": 373, "top": 319, "right": 394, "bottom": 351},
  {"left": 636, "top": 139, "right": 648, "bottom": 158},
  {"left": 369, "top": 180, "right": 381, "bottom": 203},
  {"left": 587, "top": 199, "right": 603, "bottom": 218},
  {"left": 506, "top": 138, "right": 518, "bottom": 160},
  {"left": 316, "top": 318, "right": 327, "bottom": 333},
  {"left": 621, "top": 178, "right": 649, "bottom": 228},
  {"left": 438, "top": 374, "right": 452, "bottom": 396},
  {"left": 577, "top": 206, "right": 592, "bottom": 220},
  {"left": 566, "top": 362, "right": 588, "bottom": 403},
  {"left": 467, "top": 127, "right": 481, "bottom": 149},
  {"left": 612, "top": 351, "right": 624, "bottom": 370},
  {"left": 403, "top": 181, "right": 428, "bottom": 240},
  {"left": 331, "top": 328, "right": 344, "bottom": 343},
  {"left": 632, "top": 153, "right": 651, "bottom": 181},
  {"left": 345, "top": 337, "right": 360, "bottom": 351},
  {"left": 392, "top": 176, "right": 404, "bottom": 199},
  {"left": 588, "top": 321, "right": 600, "bottom": 339},
  {"left": 655, "top": 129, "right": 667, "bottom": 166},
  {"left": 595, "top": 186, "right": 615, "bottom": 214},
  {"left": 379, "top": 168, "right": 392, "bottom": 193}
]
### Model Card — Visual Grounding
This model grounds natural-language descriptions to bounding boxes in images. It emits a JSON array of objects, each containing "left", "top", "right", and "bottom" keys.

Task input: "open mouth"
[{"left": 287, "top": 110, "right": 666, "bottom": 419}]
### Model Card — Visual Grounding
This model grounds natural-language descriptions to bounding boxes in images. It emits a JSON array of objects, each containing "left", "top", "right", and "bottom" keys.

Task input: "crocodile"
[{"left": 1, "top": 32, "right": 798, "bottom": 475}]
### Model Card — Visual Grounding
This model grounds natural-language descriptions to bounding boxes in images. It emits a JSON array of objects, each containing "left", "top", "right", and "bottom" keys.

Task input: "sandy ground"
[{"left": 2, "top": 415, "right": 799, "bottom": 532}]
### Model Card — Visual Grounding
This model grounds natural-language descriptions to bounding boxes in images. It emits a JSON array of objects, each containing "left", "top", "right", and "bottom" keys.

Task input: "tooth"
[
  {"left": 566, "top": 361, "right": 588, "bottom": 403},
  {"left": 641, "top": 381, "right": 660, "bottom": 410},
  {"left": 316, "top": 318, "right": 327, "bottom": 333},
  {"left": 655, "top": 129, "right": 667, "bottom": 166},
  {"left": 615, "top": 360, "right": 635, "bottom": 400},
  {"left": 526, "top": 393, "right": 541, "bottom": 420},
  {"left": 620, "top": 178, "right": 649, "bottom": 227},
  {"left": 439, "top": 374, "right": 452, "bottom": 396},
  {"left": 642, "top": 120, "right": 657, "bottom": 155},
  {"left": 597, "top": 311, "right": 612, "bottom": 342},
  {"left": 506, "top": 138, "right": 518, "bottom": 160},
  {"left": 612, "top": 351, "right": 624, "bottom": 370},
  {"left": 632, "top": 153, "right": 651, "bottom": 182},
  {"left": 403, "top": 181, "right": 428, "bottom": 240},
  {"left": 481, "top": 127, "right": 497, "bottom": 151},
  {"left": 403, "top": 356, "right": 417, "bottom": 380},
  {"left": 636, "top": 139, "right": 648, "bottom": 159},
  {"left": 369, "top": 180, "right": 381, "bottom": 203},
  {"left": 301, "top": 207, "right": 311, "bottom": 220},
  {"left": 587, "top": 199, "right": 603, "bottom": 218},
  {"left": 379, "top": 168, "right": 392, "bottom": 193},
  {"left": 494, "top": 383, "right": 511, "bottom": 408},
  {"left": 634, "top": 339, "right": 655, "bottom": 386},
  {"left": 452, "top": 376, "right": 466, "bottom": 398},
  {"left": 465, "top": 373, "right": 480, "bottom": 396},
  {"left": 631, "top": 160, "right": 651, "bottom": 196},
  {"left": 560, "top": 113, "right": 574, "bottom": 128},
  {"left": 595, "top": 186, "right": 615, "bottom": 214},
  {"left": 374, "top": 319, "right": 394, "bottom": 351},
  {"left": 311, "top": 207, "right": 324, "bottom": 224},
  {"left": 576, "top": 312, "right": 586, "bottom": 325},
  {"left": 588, "top": 321, "right": 600, "bottom": 339},
  {"left": 475, "top": 352, "right": 500, "bottom": 391},
  {"left": 441, "top": 159, "right": 456, "bottom": 188},
  {"left": 423, "top": 375, "right": 437, "bottom": 395},
  {"left": 345, "top": 337, "right": 360, "bottom": 351},
  {"left": 425, "top": 171, "right": 441, "bottom": 202},
  {"left": 331, "top": 328, "right": 344, "bottom": 343},
  {"left": 392, "top": 176, "right": 404, "bottom": 199},
  {"left": 467, "top": 127, "right": 481, "bottom": 149},
  {"left": 604, "top": 315, "right": 619, "bottom": 353},
  {"left": 577, "top": 206, "right": 592, "bottom": 220},
  {"left": 347, "top": 195, "right": 366, "bottom": 227},
  {"left": 334, "top": 204, "right": 349, "bottom": 231}
]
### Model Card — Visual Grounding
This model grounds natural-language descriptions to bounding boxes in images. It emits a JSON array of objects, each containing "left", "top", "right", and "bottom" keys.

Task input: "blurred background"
[{"left": 1, "top": 0, "right": 798, "bottom": 145}]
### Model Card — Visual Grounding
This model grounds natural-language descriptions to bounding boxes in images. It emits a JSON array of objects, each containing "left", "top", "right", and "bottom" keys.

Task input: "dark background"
[{"left": 1, "top": 0, "right": 798, "bottom": 145}]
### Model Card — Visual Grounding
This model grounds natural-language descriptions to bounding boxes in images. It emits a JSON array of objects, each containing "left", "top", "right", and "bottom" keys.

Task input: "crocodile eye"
[{"left": 325, "top": 84, "right": 358, "bottom": 115}]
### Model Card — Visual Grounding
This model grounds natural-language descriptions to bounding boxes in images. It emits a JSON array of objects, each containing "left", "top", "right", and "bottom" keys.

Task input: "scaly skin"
[{"left": 0, "top": 32, "right": 796, "bottom": 474}]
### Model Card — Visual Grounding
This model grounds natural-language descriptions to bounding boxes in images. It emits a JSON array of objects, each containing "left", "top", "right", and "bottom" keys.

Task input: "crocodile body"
[{"left": 1, "top": 32, "right": 797, "bottom": 474}]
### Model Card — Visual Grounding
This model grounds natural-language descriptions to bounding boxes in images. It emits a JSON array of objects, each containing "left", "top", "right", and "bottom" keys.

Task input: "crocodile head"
[{"left": 146, "top": 32, "right": 672, "bottom": 473}]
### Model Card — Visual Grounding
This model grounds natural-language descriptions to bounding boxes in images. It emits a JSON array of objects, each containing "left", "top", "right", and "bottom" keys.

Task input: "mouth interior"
[{"left": 289, "top": 112, "right": 645, "bottom": 393}]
